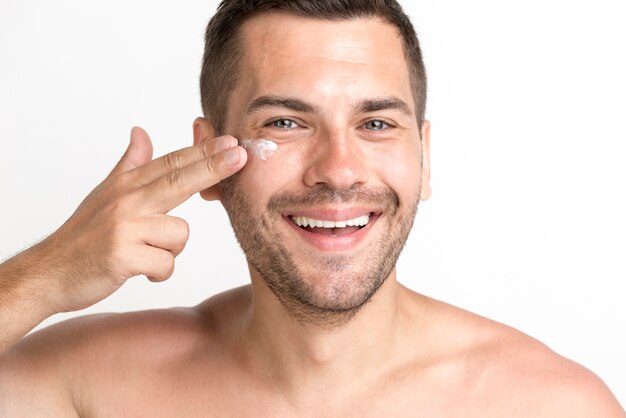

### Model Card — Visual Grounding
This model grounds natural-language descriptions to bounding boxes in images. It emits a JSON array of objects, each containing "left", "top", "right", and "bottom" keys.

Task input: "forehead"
[{"left": 234, "top": 13, "right": 414, "bottom": 112}]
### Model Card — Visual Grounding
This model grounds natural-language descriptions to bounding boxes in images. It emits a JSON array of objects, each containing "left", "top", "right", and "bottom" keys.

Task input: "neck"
[{"left": 239, "top": 267, "right": 414, "bottom": 401}]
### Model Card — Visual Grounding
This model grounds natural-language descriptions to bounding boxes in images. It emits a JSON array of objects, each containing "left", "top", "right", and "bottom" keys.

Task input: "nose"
[{"left": 302, "top": 130, "right": 369, "bottom": 190}]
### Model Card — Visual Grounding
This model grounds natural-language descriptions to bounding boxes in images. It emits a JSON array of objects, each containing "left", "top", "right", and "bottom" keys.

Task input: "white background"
[{"left": 1, "top": 0, "right": 624, "bottom": 405}]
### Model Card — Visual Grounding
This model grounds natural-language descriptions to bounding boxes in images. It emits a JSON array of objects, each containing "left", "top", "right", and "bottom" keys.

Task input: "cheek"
[
  {"left": 238, "top": 138, "right": 422, "bottom": 202},
  {"left": 238, "top": 144, "right": 305, "bottom": 199},
  {"left": 366, "top": 142, "right": 422, "bottom": 199}
]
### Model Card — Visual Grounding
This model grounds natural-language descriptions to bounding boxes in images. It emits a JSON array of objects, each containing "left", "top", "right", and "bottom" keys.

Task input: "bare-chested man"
[{"left": 0, "top": 1, "right": 623, "bottom": 416}]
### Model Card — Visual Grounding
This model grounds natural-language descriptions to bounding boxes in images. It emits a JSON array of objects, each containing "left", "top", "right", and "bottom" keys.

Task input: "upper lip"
[{"left": 283, "top": 207, "right": 383, "bottom": 222}]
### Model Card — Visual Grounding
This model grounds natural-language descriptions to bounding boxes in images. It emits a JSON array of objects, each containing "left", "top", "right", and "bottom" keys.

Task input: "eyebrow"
[
  {"left": 245, "top": 95, "right": 413, "bottom": 117},
  {"left": 246, "top": 96, "right": 320, "bottom": 114},
  {"left": 353, "top": 97, "right": 413, "bottom": 117}
]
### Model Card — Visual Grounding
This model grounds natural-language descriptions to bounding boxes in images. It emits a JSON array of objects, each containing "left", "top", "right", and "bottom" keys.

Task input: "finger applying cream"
[{"left": 239, "top": 138, "right": 278, "bottom": 161}]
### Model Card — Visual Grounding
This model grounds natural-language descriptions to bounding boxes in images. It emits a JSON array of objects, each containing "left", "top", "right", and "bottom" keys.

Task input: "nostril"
[{"left": 302, "top": 151, "right": 370, "bottom": 189}]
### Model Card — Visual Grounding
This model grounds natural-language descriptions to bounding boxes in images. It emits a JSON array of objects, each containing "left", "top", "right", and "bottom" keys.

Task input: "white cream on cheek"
[{"left": 239, "top": 138, "right": 278, "bottom": 161}]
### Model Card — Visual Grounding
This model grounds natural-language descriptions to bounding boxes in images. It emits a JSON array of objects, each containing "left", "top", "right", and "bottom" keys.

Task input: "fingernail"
[{"left": 224, "top": 148, "right": 241, "bottom": 165}]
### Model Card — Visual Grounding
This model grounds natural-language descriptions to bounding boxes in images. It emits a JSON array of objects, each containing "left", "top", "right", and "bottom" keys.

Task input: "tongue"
[{"left": 303, "top": 226, "right": 361, "bottom": 236}]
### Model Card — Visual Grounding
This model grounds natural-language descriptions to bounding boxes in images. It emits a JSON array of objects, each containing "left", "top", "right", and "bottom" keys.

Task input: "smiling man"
[
  {"left": 0, "top": 1, "right": 623, "bottom": 416},
  {"left": 212, "top": 12, "right": 425, "bottom": 330}
]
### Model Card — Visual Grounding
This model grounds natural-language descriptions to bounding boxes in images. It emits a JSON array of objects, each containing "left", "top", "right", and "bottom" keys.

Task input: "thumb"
[{"left": 108, "top": 127, "right": 154, "bottom": 178}]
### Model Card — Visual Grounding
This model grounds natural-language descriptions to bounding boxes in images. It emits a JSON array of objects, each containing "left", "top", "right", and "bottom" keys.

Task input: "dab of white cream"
[{"left": 239, "top": 138, "right": 278, "bottom": 161}]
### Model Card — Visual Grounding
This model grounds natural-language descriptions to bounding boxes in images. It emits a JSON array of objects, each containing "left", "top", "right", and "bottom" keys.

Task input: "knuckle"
[
  {"left": 166, "top": 169, "right": 184, "bottom": 189},
  {"left": 147, "top": 274, "right": 163, "bottom": 283},
  {"left": 108, "top": 170, "right": 138, "bottom": 197},
  {"left": 147, "top": 252, "right": 174, "bottom": 283},
  {"left": 172, "top": 243, "right": 186, "bottom": 257},
  {"left": 107, "top": 177, "right": 125, "bottom": 197},
  {"left": 221, "top": 135, "right": 237, "bottom": 144},
  {"left": 166, "top": 255, "right": 176, "bottom": 278},
  {"left": 102, "top": 181, "right": 138, "bottom": 211},
  {"left": 176, "top": 218, "right": 190, "bottom": 240},
  {"left": 163, "top": 151, "right": 183, "bottom": 171},
  {"left": 167, "top": 218, "right": 189, "bottom": 257},
  {"left": 205, "top": 156, "right": 218, "bottom": 175},
  {"left": 159, "top": 253, "right": 176, "bottom": 279},
  {"left": 201, "top": 141, "right": 211, "bottom": 160},
  {"left": 111, "top": 170, "right": 131, "bottom": 188}
]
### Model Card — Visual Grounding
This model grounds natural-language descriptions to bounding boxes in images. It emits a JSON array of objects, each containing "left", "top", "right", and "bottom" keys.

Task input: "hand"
[{"left": 31, "top": 127, "right": 246, "bottom": 313}]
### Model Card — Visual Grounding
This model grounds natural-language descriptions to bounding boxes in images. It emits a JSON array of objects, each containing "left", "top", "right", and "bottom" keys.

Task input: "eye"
[
  {"left": 363, "top": 120, "right": 392, "bottom": 131},
  {"left": 268, "top": 118, "right": 300, "bottom": 130}
]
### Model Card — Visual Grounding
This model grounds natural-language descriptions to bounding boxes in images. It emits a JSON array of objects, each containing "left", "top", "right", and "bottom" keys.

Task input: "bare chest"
[{"left": 81, "top": 365, "right": 499, "bottom": 418}]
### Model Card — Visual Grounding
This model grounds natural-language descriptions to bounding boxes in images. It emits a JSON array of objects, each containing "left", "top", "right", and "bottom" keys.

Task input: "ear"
[
  {"left": 193, "top": 116, "right": 217, "bottom": 146},
  {"left": 419, "top": 120, "right": 432, "bottom": 201},
  {"left": 192, "top": 117, "right": 222, "bottom": 201}
]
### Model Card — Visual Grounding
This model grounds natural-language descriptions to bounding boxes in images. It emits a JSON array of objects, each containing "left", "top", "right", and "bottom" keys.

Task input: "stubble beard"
[{"left": 220, "top": 175, "right": 420, "bottom": 330}]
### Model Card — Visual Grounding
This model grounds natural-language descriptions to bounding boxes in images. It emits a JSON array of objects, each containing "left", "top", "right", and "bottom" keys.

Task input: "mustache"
[{"left": 267, "top": 184, "right": 400, "bottom": 212}]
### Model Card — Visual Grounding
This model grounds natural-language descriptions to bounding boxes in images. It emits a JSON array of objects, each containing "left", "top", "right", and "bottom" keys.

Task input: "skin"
[
  {"left": 215, "top": 12, "right": 425, "bottom": 331},
  {"left": 0, "top": 14, "right": 623, "bottom": 417}
]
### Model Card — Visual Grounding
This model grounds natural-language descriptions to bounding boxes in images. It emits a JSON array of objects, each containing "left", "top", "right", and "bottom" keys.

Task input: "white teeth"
[{"left": 292, "top": 214, "right": 371, "bottom": 229}]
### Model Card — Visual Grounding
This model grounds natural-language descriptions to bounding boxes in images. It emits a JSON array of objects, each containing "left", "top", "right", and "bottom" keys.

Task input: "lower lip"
[{"left": 283, "top": 214, "right": 380, "bottom": 252}]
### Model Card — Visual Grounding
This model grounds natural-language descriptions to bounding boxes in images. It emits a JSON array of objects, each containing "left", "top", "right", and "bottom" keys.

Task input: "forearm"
[{"left": 0, "top": 246, "right": 56, "bottom": 352}]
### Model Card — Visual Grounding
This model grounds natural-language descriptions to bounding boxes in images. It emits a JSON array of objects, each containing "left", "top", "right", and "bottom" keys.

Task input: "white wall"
[{"left": 0, "top": 0, "right": 624, "bottom": 404}]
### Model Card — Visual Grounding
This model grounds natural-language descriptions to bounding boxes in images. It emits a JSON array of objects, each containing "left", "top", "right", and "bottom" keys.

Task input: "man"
[{"left": 0, "top": 0, "right": 623, "bottom": 416}]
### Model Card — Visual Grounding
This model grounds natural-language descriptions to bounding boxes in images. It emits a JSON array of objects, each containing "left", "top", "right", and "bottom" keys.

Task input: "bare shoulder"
[
  {"left": 0, "top": 286, "right": 249, "bottom": 416},
  {"left": 477, "top": 327, "right": 624, "bottom": 416},
  {"left": 413, "top": 293, "right": 625, "bottom": 416},
  {"left": 3, "top": 284, "right": 251, "bottom": 361}
]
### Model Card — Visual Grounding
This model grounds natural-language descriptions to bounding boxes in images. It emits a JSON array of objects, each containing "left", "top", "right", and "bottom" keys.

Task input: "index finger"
[
  {"left": 129, "top": 135, "right": 239, "bottom": 187},
  {"left": 140, "top": 145, "right": 247, "bottom": 213}
]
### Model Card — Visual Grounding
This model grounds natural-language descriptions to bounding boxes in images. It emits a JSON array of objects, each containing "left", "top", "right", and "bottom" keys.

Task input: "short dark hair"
[{"left": 200, "top": 0, "right": 427, "bottom": 135}]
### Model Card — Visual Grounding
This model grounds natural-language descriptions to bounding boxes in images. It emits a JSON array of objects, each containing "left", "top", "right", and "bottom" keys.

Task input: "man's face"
[{"left": 217, "top": 14, "right": 430, "bottom": 324}]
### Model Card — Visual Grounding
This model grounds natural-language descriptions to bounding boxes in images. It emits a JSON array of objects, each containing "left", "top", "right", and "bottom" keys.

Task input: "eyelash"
[
  {"left": 363, "top": 119, "right": 394, "bottom": 131},
  {"left": 267, "top": 118, "right": 300, "bottom": 130},
  {"left": 265, "top": 118, "right": 395, "bottom": 131}
]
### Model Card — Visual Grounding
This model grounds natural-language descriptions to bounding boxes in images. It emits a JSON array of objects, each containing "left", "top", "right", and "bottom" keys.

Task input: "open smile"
[{"left": 282, "top": 209, "right": 383, "bottom": 252}]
